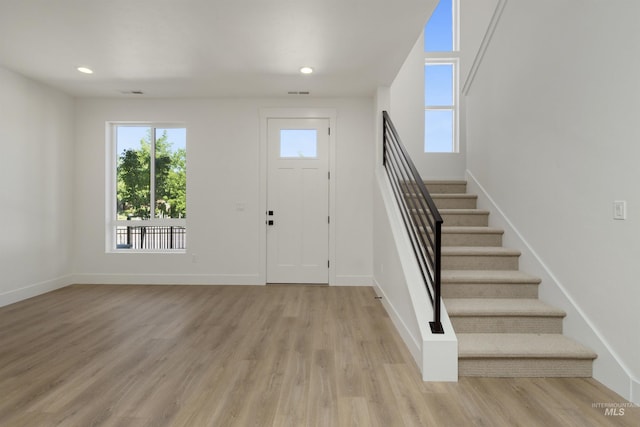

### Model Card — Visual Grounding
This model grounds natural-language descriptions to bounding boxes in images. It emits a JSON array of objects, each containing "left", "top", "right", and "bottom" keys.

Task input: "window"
[
  {"left": 424, "top": 0, "right": 459, "bottom": 153},
  {"left": 280, "top": 129, "right": 318, "bottom": 158},
  {"left": 109, "top": 124, "right": 187, "bottom": 251},
  {"left": 425, "top": 61, "right": 457, "bottom": 152},
  {"left": 425, "top": 0, "right": 454, "bottom": 52}
]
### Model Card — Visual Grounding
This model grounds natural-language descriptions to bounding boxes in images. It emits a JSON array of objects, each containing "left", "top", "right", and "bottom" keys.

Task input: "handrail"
[{"left": 382, "top": 111, "right": 444, "bottom": 334}]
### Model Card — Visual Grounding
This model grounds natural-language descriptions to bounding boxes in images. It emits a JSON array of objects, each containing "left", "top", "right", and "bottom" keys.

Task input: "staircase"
[{"left": 409, "top": 180, "right": 597, "bottom": 377}]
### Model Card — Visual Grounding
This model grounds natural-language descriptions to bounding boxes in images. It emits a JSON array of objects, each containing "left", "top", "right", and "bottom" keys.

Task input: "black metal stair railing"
[{"left": 382, "top": 111, "right": 444, "bottom": 334}]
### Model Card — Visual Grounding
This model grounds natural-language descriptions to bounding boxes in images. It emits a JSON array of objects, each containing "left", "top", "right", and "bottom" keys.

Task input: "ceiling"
[{"left": 0, "top": 0, "right": 435, "bottom": 98}]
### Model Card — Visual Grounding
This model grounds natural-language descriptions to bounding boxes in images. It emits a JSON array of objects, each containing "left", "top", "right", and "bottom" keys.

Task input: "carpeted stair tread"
[
  {"left": 439, "top": 208, "right": 490, "bottom": 215},
  {"left": 445, "top": 298, "right": 566, "bottom": 317},
  {"left": 424, "top": 179, "right": 468, "bottom": 185},
  {"left": 441, "top": 226, "right": 503, "bottom": 235},
  {"left": 423, "top": 180, "right": 468, "bottom": 194},
  {"left": 441, "top": 246, "right": 521, "bottom": 256},
  {"left": 432, "top": 193, "right": 477, "bottom": 199},
  {"left": 458, "top": 333, "right": 597, "bottom": 359},
  {"left": 411, "top": 208, "right": 490, "bottom": 215},
  {"left": 441, "top": 270, "right": 541, "bottom": 284},
  {"left": 420, "top": 226, "right": 504, "bottom": 235},
  {"left": 405, "top": 193, "right": 477, "bottom": 201}
]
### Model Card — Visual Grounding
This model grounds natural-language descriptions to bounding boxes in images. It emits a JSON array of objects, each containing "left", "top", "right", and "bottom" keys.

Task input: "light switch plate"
[{"left": 613, "top": 200, "right": 626, "bottom": 220}]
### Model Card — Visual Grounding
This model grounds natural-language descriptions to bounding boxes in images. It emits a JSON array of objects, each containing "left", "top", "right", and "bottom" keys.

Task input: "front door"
[{"left": 266, "top": 118, "right": 329, "bottom": 284}]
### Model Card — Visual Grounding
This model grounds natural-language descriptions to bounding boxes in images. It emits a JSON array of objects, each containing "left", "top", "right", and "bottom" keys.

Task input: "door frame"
[{"left": 259, "top": 108, "right": 337, "bottom": 285}]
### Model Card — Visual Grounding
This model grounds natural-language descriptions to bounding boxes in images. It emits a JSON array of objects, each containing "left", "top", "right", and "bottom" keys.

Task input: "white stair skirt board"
[{"left": 376, "top": 173, "right": 457, "bottom": 382}]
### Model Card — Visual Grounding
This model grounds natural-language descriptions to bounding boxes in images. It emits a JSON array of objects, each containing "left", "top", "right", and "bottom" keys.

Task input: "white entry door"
[{"left": 267, "top": 118, "right": 330, "bottom": 284}]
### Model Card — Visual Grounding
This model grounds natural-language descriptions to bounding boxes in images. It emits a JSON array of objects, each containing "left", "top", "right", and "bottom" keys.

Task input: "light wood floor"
[{"left": 0, "top": 285, "right": 638, "bottom": 426}]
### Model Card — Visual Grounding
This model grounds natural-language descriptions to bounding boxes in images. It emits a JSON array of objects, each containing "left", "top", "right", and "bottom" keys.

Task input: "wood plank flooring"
[{"left": 0, "top": 284, "right": 638, "bottom": 426}]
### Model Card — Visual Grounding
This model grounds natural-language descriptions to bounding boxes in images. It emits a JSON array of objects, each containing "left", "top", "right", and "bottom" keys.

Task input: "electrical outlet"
[{"left": 613, "top": 201, "right": 626, "bottom": 220}]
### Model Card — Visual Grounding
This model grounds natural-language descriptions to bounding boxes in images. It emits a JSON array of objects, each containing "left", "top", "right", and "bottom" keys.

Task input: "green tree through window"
[{"left": 116, "top": 127, "right": 186, "bottom": 220}]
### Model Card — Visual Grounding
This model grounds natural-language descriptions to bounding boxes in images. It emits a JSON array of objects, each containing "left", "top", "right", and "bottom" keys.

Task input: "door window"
[{"left": 280, "top": 129, "right": 318, "bottom": 158}]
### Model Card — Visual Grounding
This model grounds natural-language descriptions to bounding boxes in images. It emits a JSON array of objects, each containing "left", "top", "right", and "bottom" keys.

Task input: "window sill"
[{"left": 107, "top": 249, "right": 187, "bottom": 255}]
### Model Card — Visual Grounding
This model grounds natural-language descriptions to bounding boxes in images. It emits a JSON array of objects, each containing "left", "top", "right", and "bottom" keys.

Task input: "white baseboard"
[
  {"left": 72, "top": 273, "right": 263, "bottom": 286},
  {"left": 0, "top": 273, "right": 375, "bottom": 308},
  {"left": 0, "top": 275, "right": 73, "bottom": 308},
  {"left": 72, "top": 274, "right": 373, "bottom": 287},
  {"left": 333, "top": 275, "right": 373, "bottom": 286},
  {"left": 466, "top": 170, "right": 636, "bottom": 403},
  {"left": 373, "top": 279, "right": 422, "bottom": 366}
]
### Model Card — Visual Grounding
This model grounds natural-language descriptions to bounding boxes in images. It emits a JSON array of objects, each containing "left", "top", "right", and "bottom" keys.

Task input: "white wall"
[
  {"left": 390, "top": 35, "right": 425, "bottom": 167},
  {"left": 73, "top": 97, "right": 373, "bottom": 286},
  {"left": 459, "top": 0, "right": 500, "bottom": 92},
  {"left": 0, "top": 66, "right": 75, "bottom": 306},
  {"left": 465, "top": 0, "right": 640, "bottom": 403}
]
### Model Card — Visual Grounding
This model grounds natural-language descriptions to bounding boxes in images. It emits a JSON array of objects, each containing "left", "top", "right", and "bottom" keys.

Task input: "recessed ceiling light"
[
  {"left": 299, "top": 66, "right": 314, "bottom": 74},
  {"left": 77, "top": 67, "right": 94, "bottom": 74}
]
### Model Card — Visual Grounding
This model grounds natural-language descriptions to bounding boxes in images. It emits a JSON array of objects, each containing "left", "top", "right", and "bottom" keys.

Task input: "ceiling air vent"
[{"left": 287, "top": 91, "right": 310, "bottom": 95}]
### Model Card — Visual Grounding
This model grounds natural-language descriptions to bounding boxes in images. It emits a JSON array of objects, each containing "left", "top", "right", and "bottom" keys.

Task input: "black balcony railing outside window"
[{"left": 116, "top": 226, "right": 186, "bottom": 250}]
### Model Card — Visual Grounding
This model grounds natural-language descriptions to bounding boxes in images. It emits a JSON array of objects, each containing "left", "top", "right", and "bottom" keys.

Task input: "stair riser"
[
  {"left": 442, "top": 283, "right": 539, "bottom": 299},
  {"left": 434, "top": 198, "right": 477, "bottom": 209},
  {"left": 402, "top": 182, "right": 468, "bottom": 194},
  {"left": 425, "top": 183, "right": 467, "bottom": 194},
  {"left": 442, "top": 255, "right": 519, "bottom": 270},
  {"left": 420, "top": 230, "right": 502, "bottom": 247},
  {"left": 459, "top": 359, "right": 593, "bottom": 377},
  {"left": 413, "top": 212, "right": 489, "bottom": 227},
  {"left": 451, "top": 317, "right": 563, "bottom": 334},
  {"left": 440, "top": 213, "right": 489, "bottom": 227},
  {"left": 441, "top": 233, "right": 502, "bottom": 247},
  {"left": 405, "top": 195, "right": 477, "bottom": 209}
]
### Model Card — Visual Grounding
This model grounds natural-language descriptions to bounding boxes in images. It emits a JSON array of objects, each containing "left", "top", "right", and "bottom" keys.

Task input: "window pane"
[
  {"left": 116, "top": 126, "right": 151, "bottom": 219},
  {"left": 280, "top": 129, "right": 318, "bottom": 158},
  {"left": 425, "top": 0, "right": 453, "bottom": 52},
  {"left": 425, "top": 64, "right": 453, "bottom": 106},
  {"left": 154, "top": 128, "right": 187, "bottom": 219},
  {"left": 425, "top": 110, "right": 454, "bottom": 152}
]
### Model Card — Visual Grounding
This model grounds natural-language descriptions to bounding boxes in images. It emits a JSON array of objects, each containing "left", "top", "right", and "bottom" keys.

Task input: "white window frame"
[
  {"left": 424, "top": 57, "right": 459, "bottom": 153},
  {"left": 106, "top": 122, "right": 187, "bottom": 253},
  {"left": 424, "top": 0, "right": 460, "bottom": 153}
]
